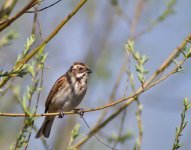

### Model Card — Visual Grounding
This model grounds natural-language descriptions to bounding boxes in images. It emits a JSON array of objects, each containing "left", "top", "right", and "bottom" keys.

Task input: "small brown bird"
[{"left": 35, "top": 62, "right": 92, "bottom": 138}]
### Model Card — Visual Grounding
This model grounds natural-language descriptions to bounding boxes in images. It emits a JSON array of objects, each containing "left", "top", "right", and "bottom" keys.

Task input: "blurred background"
[{"left": 0, "top": 0, "right": 191, "bottom": 150}]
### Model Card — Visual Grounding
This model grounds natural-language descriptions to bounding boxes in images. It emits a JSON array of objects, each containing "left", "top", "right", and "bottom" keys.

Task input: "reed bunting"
[{"left": 35, "top": 62, "right": 92, "bottom": 138}]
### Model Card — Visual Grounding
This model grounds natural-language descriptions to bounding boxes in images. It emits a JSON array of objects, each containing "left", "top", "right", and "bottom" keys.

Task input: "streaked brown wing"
[{"left": 45, "top": 75, "right": 66, "bottom": 113}]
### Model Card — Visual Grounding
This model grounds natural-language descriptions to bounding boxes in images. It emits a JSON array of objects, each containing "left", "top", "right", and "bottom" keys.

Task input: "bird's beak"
[{"left": 87, "top": 68, "right": 92, "bottom": 74}]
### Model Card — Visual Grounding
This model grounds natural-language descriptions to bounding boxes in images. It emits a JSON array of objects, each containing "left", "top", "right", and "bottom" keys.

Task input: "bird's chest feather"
[{"left": 51, "top": 77, "right": 87, "bottom": 111}]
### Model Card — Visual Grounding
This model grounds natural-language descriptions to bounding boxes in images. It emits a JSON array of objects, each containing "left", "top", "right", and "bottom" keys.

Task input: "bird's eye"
[{"left": 79, "top": 67, "right": 83, "bottom": 70}]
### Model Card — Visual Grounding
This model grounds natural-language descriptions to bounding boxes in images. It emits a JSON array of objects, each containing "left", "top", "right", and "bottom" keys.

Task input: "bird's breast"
[{"left": 51, "top": 81, "right": 87, "bottom": 111}]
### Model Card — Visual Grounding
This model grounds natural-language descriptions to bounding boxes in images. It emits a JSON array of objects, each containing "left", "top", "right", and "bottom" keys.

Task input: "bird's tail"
[{"left": 35, "top": 116, "right": 55, "bottom": 138}]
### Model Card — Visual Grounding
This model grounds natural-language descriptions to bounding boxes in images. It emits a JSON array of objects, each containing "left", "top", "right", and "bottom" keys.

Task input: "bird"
[{"left": 35, "top": 62, "right": 92, "bottom": 138}]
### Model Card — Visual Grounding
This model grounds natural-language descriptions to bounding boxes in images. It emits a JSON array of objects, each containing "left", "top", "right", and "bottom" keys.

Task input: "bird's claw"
[
  {"left": 58, "top": 110, "right": 64, "bottom": 118},
  {"left": 74, "top": 108, "right": 85, "bottom": 117}
]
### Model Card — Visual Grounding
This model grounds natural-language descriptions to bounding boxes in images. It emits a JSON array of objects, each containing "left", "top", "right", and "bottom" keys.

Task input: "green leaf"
[
  {"left": 0, "top": 30, "right": 19, "bottom": 48},
  {"left": 156, "top": 0, "right": 177, "bottom": 22},
  {"left": 37, "top": 43, "right": 46, "bottom": 57},
  {"left": 24, "top": 34, "right": 35, "bottom": 53},
  {"left": 71, "top": 124, "right": 81, "bottom": 139},
  {"left": 183, "top": 97, "right": 188, "bottom": 106},
  {"left": 125, "top": 40, "right": 134, "bottom": 53},
  {"left": 143, "top": 70, "right": 149, "bottom": 74},
  {"left": 135, "top": 64, "right": 141, "bottom": 72},
  {"left": 27, "top": 65, "right": 35, "bottom": 77},
  {"left": 22, "top": 98, "right": 27, "bottom": 112},
  {"left": 135, "top": 51, "right": 140, "bottom": 59},
  {"left": 187, "top": 103, "right": 191, "bottom": 109},
  {"left": 111, "top": 0, "right": 118, "bottom": 6},
  {"left": 186, "top": 46, "right": 191, "bottom": 58},
  {"left": 68, "top": 124, "right": 81, "bottom": 149},
  {"left": 172, "top": 97, "right": 191, "bottom": 150},
  {"left": 138, "top": 73, "right": 144, "bottom": 82},
  {"left": 108, "top": 132, "right": 133, "bottom": 143},
  {"left": 41, "top": 53, "right": 48, "bottom": 63},
  {"left": 15, "top": 34, "right": 35, "bottom": 67},
  {"left": 141, "top": 55, "right": 149, "bottom": 65}
]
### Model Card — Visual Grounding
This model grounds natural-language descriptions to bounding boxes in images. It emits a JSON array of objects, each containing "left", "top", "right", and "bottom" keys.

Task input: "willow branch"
[
  {"left": 26, "top": 0, "right": 62, "bottom": 13},
  {"left": 0, "top": 77, "right": 165, "bottom": 117}
]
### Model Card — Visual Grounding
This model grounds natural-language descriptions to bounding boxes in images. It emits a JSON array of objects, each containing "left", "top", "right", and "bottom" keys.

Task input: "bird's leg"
[
  {"left": 73, "top": 108, "right": 85, "bottom": 117},
  {"left": 58, "top": 110, "right": 64, "bottom": 118}
]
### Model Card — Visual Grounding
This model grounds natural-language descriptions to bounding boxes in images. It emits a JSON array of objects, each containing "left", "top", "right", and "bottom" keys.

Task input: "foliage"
[
  {"left": 107, "top": 131, "right": 133, "bottom": 144},
  {"left": 125, "top": 40, "right": 149, "bottom": 86},
  {"left": 0, "top": 30, "right": 18, "bottom": 48},
  {"left": 156, "top": 0, "right": 177, "bottom": 22},
  {"left": 67, "top": 124, "right": 81, "bottom": 150},
  {"left": 11, "top": 35, "right": 47, "bottom": 149},
  {"left": 0, "top": 35, "right": 35, "bottom": 80},
  {"left": 172, "top": 98, "right": 191, "bottom": 150}
]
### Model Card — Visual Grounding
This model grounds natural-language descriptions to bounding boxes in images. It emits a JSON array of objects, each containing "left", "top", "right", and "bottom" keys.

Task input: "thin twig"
[
  {"left": 113, "top": 63, "right": 130, "bottom": 148},
  {"left": 25, "top": 66, "right": 44, "bottom": 150},
  {"left": 31, "top": 6, "right": 38, "bottom": 35},
  {"left": 113, "top": 109, "right": 127, "bottom": 148},
  {"left": 81, "top": 116, "right": 119, "bottom": 150},
  {"left": 130, "top": 0, "right": 148, "bottom": 39},
  {"left": 74, "top": 101, "right": 130, "bottom": 149},
  {"left": 26, "top": 0, "right": 62, "bottom": 13},
  {"left": 94, "top": 56, "right": 128, "bottom": 127},
  {"left": 127, "top": 63, "right": 143, "bottom": 150},
  {"left": 135, "top": 99, "right": 143, "bottom": 150},
  {"left": 110, "top": 1, "right": 131, "bottom": 25},
  {"left": 25, "top": 9, "right": 44, "bottom": 149}
]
